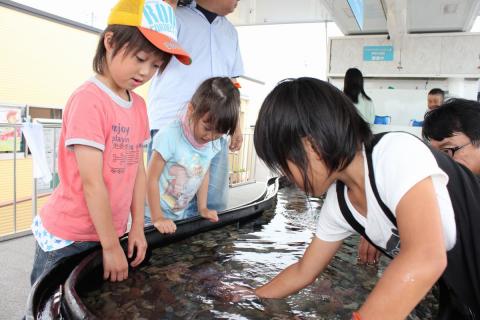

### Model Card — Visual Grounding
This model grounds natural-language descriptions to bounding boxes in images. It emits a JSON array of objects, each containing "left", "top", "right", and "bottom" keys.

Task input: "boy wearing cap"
[
  {"left": 30, "top": 0, "right": 191, "bottom": 285},
  {"left": 146, "top": 0, "right": 243, "bottom": 214}
]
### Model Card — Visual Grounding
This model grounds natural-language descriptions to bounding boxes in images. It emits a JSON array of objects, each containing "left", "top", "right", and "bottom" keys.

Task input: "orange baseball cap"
[{"left": 108, "top": 0, "right": 191, "bottom": 65}]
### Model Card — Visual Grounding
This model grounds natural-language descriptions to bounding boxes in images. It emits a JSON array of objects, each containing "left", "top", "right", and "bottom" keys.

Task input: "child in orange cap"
[{"left": 30, "top": 0, "right": 191, "bottom": 285}]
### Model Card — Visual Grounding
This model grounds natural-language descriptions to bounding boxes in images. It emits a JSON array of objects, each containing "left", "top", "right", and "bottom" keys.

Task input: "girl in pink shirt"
[{"left": 30, "top": 0, "right": 191, "bottom": 285}]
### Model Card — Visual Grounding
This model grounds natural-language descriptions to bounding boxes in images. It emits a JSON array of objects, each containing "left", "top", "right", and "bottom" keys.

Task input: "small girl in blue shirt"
[{"left": 146, "top": 77, "right": 240, "bottom": 233}]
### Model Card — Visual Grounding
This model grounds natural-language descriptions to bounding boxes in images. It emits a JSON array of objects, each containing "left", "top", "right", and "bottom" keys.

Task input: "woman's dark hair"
[
  {"left": 254, "top": 77, "right": 372, "bottom": 193},
  {"left": 190, "top": 77, "right": 240, "bottom": 135},
  {"left": 93, "top": 25, "right": 172, "bottom": 75},
  {"left": 423, "top": 98, "right": 480, "bottom": 146},
  {"left": 343, "top": 68, "right": 371, "bottom": 103}
]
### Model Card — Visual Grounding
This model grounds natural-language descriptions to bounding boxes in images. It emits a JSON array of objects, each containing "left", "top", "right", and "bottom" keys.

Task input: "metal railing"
[
  {"left": 0, "top": 121, "right": 61, "bottom": 241},
  {"left": 0, "top": 123, "right": 259, "bottom": 241},
  {"left": 228, "top": 133, "right": 257, "bottom": 187},
  {"left": 0, "top": 123, "right": 21, "bottom": 240}
]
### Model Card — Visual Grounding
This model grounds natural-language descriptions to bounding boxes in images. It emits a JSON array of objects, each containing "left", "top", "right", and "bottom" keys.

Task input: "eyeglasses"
[{"left": 440, "top": 142, "right": 471, "bottom": 157}]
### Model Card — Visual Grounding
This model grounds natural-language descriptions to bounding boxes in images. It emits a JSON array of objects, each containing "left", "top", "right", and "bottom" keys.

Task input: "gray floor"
[
  {"left": 0, "top": 181, "right": 268, "bottom": 320},
  {"left": 0, "top": 235, "right": 35, "bottom": 320}
]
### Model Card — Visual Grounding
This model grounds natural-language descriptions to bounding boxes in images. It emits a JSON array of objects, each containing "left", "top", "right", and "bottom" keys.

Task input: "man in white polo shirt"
[{"left": 147, "top": 0, "right": 244, "bottom": 215}]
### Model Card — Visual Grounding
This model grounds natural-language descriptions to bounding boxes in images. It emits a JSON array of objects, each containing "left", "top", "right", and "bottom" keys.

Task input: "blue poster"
[
  {"left": 363, "top": 46, "right": 394, "bottom": 61},
  {"left": 347, "top": 0, "right": 364, "bottom": 30}
]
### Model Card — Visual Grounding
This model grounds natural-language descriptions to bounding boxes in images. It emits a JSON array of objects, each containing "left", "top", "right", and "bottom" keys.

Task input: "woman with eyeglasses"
[
  {"left": 423, "top": 98, "right": 480, "bottom": 175},
  {"left": 247, "top": 78, "right": 480, "bottom": 319}
]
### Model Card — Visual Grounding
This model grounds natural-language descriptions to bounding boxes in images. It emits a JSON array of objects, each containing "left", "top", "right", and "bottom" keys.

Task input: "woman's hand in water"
[
  {"left": 216, "top": 284, "right": 257, "bottom": 302},
  {"left": 153, "top": 217, "right": 177, "bottom": 234},
  {"left": 230, "top": 285, "right": 257, "bottom": 301},
  {"left": 357, "top": 236, "right": 381, "bottom": 265},
  {"left": 199, "top": 208, "right": 219, "bottom": 222}
]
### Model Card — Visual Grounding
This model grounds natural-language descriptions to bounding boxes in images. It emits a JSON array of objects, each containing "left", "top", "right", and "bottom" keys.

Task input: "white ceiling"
[
  {"left": 407, "top": 0, "right": 480, "bottom": 33},
  {"left": 228, "top": 0, "right": 333, "bottom": 25},
  {"left": 229, "top": 0, "right": 480, "bottom": 35}
]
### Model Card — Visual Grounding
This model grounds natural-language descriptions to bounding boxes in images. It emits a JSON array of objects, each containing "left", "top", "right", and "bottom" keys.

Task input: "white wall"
[
  {"left": 368, "top": 89, "right": 428, "bottom": 125},
  {"left": 237, "top": 23, "right": 329, "bottom": 86},
  {"left": 237, "top": 22, "right": 342, "bottom": 128},
  {"left": 329, "top": 33, "right": 480, "bottom": 77}
]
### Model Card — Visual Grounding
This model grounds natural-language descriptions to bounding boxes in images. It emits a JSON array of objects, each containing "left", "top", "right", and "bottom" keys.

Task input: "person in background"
[
  {"left": 146, "top": 77, "right": 240, "bottom": 234},
  {"left": 343, "top": 68, "right": 375, "bottom": 124},
  {"left": 423, "top": 98, "right": 480, "bottom": 175},
  {"left": 249, "top": 77, "right": 480, "bottom": 319},
  {"left": 147, "top": 0, "right": 244, "bottom": 215},
  {"left": 427, "top": 88, "right": 445, "bottom": 111},
  {"left": 30, "top": 0, "right": 191, "bottom": 284}
]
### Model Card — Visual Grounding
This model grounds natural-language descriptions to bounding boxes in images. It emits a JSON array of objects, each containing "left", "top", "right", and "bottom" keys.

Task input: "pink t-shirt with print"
[{"left": 40, "top": 78, "right": 149, "bottom": 241}]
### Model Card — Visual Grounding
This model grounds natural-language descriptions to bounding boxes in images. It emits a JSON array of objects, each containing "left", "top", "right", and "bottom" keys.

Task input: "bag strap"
[
  {"left": 364, "top": 133, "right": 398, "bottom": 228},
  {"left": 336, "top": 132, "right": 398, "bottom": 259},
  {"left": 336, "top": 181, "right": 394, "bottom": 259}
]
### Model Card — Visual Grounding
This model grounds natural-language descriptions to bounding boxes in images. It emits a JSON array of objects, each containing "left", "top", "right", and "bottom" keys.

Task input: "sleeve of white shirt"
[
  {"left": 315, "top": 183, "right": 355, "bottom": 242},
  {"left": 373, "top": 132, "right": 449, "bottom": 214}
]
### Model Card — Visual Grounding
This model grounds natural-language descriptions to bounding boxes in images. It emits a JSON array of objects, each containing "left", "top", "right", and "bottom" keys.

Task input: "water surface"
[{"left": 82, "top": 186, "right": 437, "bottom": 319}]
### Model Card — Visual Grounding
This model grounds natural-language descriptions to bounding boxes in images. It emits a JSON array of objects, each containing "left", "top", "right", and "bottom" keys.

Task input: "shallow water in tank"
[{"left": 81, "top": 186, "right": 437, "bottom": 319}]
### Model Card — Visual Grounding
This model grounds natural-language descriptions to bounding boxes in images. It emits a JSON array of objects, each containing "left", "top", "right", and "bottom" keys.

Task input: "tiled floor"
[{"left": 0, "top": 234, "right": 34, "bottom": 320}]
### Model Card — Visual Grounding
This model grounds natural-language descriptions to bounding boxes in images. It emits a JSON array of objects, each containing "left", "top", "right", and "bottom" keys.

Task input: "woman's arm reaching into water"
[{"left": 255, "top": 237, "right": 342, "bottom": 298}]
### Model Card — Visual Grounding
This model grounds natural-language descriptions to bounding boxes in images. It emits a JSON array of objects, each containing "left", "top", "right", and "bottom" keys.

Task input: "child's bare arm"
[
  {"left": 197, "top": 170, "right": 218, "bottom": 222},
  {"left": 128, "top": 150, "right": 148, "bottom": 267},
  {"left": 74, "top": 145, "right": 128, "bottom": 282},
  {"left": 147, "top": 151, "right": 176, "bottom": 233}
]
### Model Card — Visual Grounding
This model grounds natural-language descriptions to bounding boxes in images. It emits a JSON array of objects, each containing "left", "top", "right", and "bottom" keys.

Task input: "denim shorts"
[{"left": 30, "top": 240, "right": 98, "bottom": 286}]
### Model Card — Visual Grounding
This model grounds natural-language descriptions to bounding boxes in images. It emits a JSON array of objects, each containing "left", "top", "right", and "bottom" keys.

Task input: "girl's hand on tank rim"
[
  {"left": 199, "top": 208, "right": 219, "bottom": 222},
  {"left": 154, "top": 217, "right": 177, "bottom": 234}
]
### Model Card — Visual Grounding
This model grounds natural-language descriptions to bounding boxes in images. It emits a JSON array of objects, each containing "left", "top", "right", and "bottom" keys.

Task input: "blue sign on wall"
[
  {"left": 363, "top": 46, "right": 394, "bottom": 61},
  {"left": 347, "top": 0, "right": 364, "bottom": 30}
]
